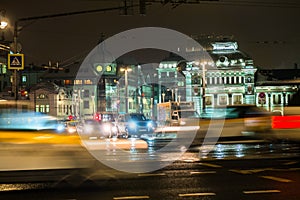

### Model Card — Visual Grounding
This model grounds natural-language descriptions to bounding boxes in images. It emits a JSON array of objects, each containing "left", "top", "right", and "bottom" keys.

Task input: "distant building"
[
  {"left": 158, "top": 37, "right": 256, "bottom": 115},
  {"left": 28, "top": 81, "right": 73, "bottom": 119},
  {"left": 1, "top": 36, "right": 299, "bottom": 118},
  {"left": 255, "top": 69, "right": 300, "bottom": 112}
]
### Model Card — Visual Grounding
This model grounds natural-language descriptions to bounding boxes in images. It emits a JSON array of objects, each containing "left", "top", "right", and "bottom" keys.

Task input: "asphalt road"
[
  {"left": 0, "top": 136, "right": 299, "bottom": 200},
  {"left": 0, "top": 156, "right": 299, "bottom": 200}
]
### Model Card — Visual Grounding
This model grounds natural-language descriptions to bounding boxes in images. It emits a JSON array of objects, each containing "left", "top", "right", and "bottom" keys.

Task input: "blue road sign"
[{"left": 8, "top": 54, "right": 24, "bottom": 70}]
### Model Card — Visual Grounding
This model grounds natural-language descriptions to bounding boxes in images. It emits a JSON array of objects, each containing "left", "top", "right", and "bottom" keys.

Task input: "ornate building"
[{"left": 157, "top": 37, "right": 257, "bottom": 115}]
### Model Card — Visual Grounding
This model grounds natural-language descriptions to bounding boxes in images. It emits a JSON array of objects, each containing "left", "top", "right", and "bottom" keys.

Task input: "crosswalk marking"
[
  {"left": 138, "top": 173, "right": 166, "bottom": 177},
  {"left": 113, "top": 196, "right": 150, "bottom": 200},
  {"left": 190, "top": 171, "right": 216, "bottom": 175},
  {"left": 243, "top": 190, "right": 280, "bottom": 194},
  {"left": 230, "top": 168, "right": 272, "bottom": 174},
  {"left": 179, "top": 192, "right": 216, "bottom": 197}
]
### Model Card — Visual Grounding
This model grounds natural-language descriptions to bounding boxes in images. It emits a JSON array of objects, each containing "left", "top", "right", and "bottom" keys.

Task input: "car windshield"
[
  {"left": 129, "top": 114, "right": 147, "bottom": 121},
  {"left": 101, "top": 114, "right": 115, "bottom": 122}
]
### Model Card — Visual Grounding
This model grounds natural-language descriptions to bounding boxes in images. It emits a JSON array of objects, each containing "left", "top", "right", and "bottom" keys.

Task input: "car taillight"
[{"left": 272, "top": 116, "right": 300, "bottom": 129}]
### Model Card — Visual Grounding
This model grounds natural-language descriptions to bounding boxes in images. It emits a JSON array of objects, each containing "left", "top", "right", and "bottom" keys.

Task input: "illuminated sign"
[{"left": 8, "top": 54, "right": 24, "bottom": 70}]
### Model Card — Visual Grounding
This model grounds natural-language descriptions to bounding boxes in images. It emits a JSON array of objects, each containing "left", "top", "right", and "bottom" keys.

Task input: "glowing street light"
[
  {"left": 0, "top": 21, "right": 8, "bottom": 30},
  {"left": 0, "top": 10, "right": 8, "bottom": 30}
]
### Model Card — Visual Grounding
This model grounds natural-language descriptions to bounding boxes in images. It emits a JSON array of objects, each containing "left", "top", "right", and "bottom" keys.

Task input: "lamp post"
[
  {"left": 114, "top": 79, "right": 120, "bottom": 114},
  {"left": 201, "top": 62, "right": 207, "bottom": 112},
  {"left": 1, "top": 12, "right": 21, "bottom": 102},
  {"left": 283, "top": 87, "right": 286, "bottom": 107},
  {"left": 267, "top": 87, "right": 271, "bottom": 111},
  {"left": 120, "top": 67, "right": 132, "bottom": 113}
]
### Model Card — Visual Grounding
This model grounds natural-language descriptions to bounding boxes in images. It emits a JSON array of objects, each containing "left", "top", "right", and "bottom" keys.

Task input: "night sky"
[{"left": 1, "top": 0, "right": 300, "bottom": 69}]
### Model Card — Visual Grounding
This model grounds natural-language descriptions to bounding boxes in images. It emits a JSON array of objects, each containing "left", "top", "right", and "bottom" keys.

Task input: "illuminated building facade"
[
  {"left": 2, "top": 37, "right": 298, "bottom": 119},
  {"left": 157, "top": 37, "right": 257, "bottom": 115}
]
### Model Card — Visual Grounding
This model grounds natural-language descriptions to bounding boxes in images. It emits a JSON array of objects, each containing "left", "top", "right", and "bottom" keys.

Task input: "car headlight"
[
  {"left": 129, "top": 122, "right": 137, "bottom": 129},
  {"left": 103, "top": 124, "right": 111, "bottom": 132},
  {"left": 56, "top": 124, "right": 65, "bottom": 132},
  {"left": 147, "top": 122, "right": 154, "bottom": 128}
]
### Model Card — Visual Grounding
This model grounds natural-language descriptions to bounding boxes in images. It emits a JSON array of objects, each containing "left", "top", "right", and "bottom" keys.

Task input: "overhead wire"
[{"left": 148, "top": 0, "right": 300, "bottom": 8}]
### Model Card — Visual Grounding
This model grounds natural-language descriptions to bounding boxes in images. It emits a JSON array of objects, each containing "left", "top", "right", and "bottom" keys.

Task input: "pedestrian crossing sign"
[{"left": 8, "top": 54, "right": 24, "bottom": 70}]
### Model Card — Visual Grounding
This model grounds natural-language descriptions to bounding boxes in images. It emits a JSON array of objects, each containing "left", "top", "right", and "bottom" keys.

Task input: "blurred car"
[
  {"left": 77, "top": 119, "right": 118, "bottom": 139},
  {"left": 116, "top": 113, "right": 156, "bottom": 138},
  {"left": 200, "top": 105, "right": 272, "bottom": 138},
  {"left": 61, "top": 120, "right": 78, "bottom": 134},
  {"left": 0, "top": 109, "right": 62, "bottom": 132}
]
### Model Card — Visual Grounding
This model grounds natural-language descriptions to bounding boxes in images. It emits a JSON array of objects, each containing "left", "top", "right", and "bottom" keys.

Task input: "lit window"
[
  {"left": 1, "top": 64, "right": 7, "bottom": 74},
  {"left": 46, "top": 105, "right": 50, "bottom": 113},
  {"left": 84, "top": 79, "right": 92, "bottom": 84},
  {"left": 35, "top": 105, "right": 39, "bottom": 112},
  {"left": 22, "top": 75, "right": 27, "bottom": 83},
  {"left": 64, "top": 80, "right": 71, "bottom": 85},
  {"left": 74, "top": 80, "right": 83, "bottom": 85},
  {"left": 40, "top": 105, "right": 45, "bottom": 113}
]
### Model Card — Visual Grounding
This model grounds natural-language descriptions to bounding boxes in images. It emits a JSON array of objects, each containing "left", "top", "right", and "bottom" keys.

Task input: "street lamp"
[
  {"left": 114, "top": 79, "right": 120, "bottom": 114},
  {"left": 120, "top": 67, "right": 132, "bottom": 113},
  {"left": 0, "top": 11, "right": 21, "bottom": 102},
  {"left": 267, "top": 87, "right": 271, "bottom": 111},
  {"left": 283, "top": 87, "right": 286, "bottom": 107},
  {"left": 0, "top": 10, "right": 8, "bottom": 30},
  {"left": 199, "top": 61, "right": 214, "bottom": 112},
  {"left": 201, "top": 62, "right": 207, "bottom": 112}
]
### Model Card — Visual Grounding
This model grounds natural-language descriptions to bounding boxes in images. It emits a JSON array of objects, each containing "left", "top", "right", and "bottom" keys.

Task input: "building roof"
[{"left": 29, "top": 81, "right": 61, "bottom": 94}]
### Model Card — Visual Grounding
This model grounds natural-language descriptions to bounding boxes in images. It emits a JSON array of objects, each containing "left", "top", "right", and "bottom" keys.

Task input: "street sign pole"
[
  {"left": 8, "top": 53, "right": 24, "bottom": 101},
  {"left": 14, "top": 21, "right": 18, "bottom": 101}
]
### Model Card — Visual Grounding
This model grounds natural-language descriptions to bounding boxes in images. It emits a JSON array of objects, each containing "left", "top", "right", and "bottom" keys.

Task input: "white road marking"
[
  {"left": 113, "top": 196, "right": 150, "bottom": 200},
  {"left": 230, "top": 168, "right": 272, "bottom": 174},
  {"left": 243, "top": 190, "right": 281, "bottom": 194},
  {"left": 261, "top": 176, "right": 293, "bottom": 183},
  {"left": 138, "top": 173, "right": 166, "bottom": 177},
  {"left": 190, "top": 171, "right": 216, "bottom": 175},
  {"left": 198, "top": 163, "right": 222, "bottom": 168},
  {"left": 179, "top": 192, "right": 216, "bottom": 197}
]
